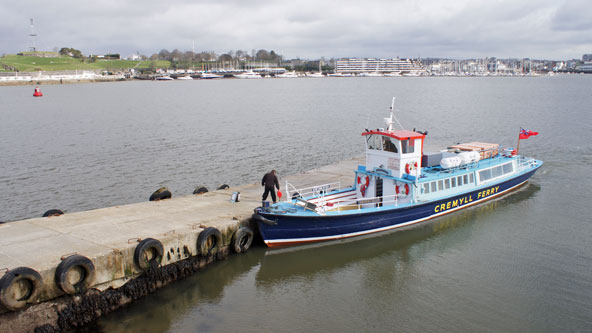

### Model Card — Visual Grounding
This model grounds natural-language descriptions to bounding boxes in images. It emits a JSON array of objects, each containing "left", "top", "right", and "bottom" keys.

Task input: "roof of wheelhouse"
[{"left": 362, "top": 129, "right": 425, "bottom": 141}]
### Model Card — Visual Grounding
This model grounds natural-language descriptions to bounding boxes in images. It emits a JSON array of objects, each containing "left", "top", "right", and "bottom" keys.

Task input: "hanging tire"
[
  {"left": 193, "top": 186, "right": 208, "bottom": 195},
  {"left": 231, "top": 226, "right": 254, "bottom": 254},
  {"left": 197, "top": 227, "right": 222, "bottom": 256},
  {"left": 217, "top": 184, "right": 230, "bottom": 190},
  {"left": 149, "top": 187, "right": 172, "bottom": 201},
  {"left": 133, "top": 238, "right": 164, "bottom": 271},
  {"left": 0, "top": 267, "right": 42, "bottom": 311},
  {"left": 291, "top": 191, "right": 301, "bottom": 200},
  {"left": 43, "top": 209, "right": 64, "bottom": 217},
  {"left": 55, "top": 255, "right": 96, "bottom": 295}
]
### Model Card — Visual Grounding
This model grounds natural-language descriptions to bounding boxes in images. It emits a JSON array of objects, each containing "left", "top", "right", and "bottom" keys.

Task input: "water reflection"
[{"left": 256, "top": 183, "right": 541, "bottom": 286}]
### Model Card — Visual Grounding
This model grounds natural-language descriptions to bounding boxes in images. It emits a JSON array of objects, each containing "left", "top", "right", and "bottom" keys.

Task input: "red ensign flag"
[{"left": 519, "top": 127, "right": 539, "bottom": 140}]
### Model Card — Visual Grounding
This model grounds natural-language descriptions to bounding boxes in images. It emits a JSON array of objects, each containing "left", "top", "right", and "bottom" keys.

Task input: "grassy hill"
[{"left": 0, "top": 54, "right": 171, "bottom": 72}]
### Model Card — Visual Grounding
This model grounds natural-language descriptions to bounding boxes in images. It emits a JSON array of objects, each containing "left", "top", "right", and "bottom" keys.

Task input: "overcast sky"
[{"left": 1, "top": 0, "right": 591, "bottom": 60}]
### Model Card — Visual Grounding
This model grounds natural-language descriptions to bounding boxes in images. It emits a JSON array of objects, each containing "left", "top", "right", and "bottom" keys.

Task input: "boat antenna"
[{"left": 386, "top": 97, "right": 405, "bottom": 130}]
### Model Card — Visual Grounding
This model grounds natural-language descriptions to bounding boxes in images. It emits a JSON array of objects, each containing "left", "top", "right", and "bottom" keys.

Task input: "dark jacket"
[{"left": 262, "top": 172, "right": 279, "bottom": 190}]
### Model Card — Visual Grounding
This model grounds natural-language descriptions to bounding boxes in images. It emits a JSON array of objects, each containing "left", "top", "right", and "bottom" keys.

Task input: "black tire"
[
  {"left": 0, "top": 267, "right": 42, "bottom": 311},
  {"left": 193, "top": 186, "right": 208, "bottom": 195},
  {"left": 197, "top": 227, "right": 222, "bottom": 256},
  {"left": 134, "top": 238, "right": 164, "bottom": 271},
  {"left": 231, "top": 227, "right": 254, "bottom": 254},
  {"left": 217, "top": 184, "right": 230, "bottom": 190},
  {"left": 149, "top": 187, "right": 172, "bottom": 201},
  {"left": 43, "top": 209, "right": 64, "bottom": 217},
  {"left": 55, "top": 255, "right": 96, "bottom": 295},
  {"left": 291, "top": 191, "right": 301, "bottom": 200}
]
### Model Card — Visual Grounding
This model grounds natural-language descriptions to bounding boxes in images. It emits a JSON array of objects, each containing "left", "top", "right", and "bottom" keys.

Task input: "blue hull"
[{"left": 257, "top": 167, "right": 540, "bottom": 247}]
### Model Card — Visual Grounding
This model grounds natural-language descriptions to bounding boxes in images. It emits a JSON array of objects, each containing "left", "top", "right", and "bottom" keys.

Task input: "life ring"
[
  {"left": 231, "top": 226, "right": 254, "bottom": 254},
  {"left": 55, "top": 254, "right": 96, "bottom": 295},
  {"left": 405, "top": 162, "right": 418, "bottom": 174},
  {"left": 359, "top": 176, "right": 370, "bottom": 197},
  {"left": 197, "top": 227, "right": 223, "bottom": 256},
  {"left": 134, "top": 238, "right": 164, "bottom": 271},
  {"left": 43, "top": 209, "right": 64, "bottom": 217},
  {"left": 149, "top": 187, "right": 172, "bottom": 201},
  {"left": 0, "top": 267, "right": 43, "bottom": 311},
  {"left": 395, "top": 185, "right": 399, "bottom": 194},
  {"left": 405, "top": 184, "right": 410, "bottom": 195}
]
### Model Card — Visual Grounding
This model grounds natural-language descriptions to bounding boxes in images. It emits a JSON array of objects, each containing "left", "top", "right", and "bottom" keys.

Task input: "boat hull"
[{"left": 256, "top": 167, "right": 540, "bottom": 247}]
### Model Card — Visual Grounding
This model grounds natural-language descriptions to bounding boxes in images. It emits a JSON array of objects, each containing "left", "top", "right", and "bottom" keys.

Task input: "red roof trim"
[{"left": 361, "top": 130, "right": 425, "bottom": 140}]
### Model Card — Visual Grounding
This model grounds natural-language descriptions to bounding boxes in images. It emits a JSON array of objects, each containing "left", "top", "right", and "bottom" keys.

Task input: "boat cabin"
[{"left": 356, "top": 126, "right": 425, "bottom": 206}]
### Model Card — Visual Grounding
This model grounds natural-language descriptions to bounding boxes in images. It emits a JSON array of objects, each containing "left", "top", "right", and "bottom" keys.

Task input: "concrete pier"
[{"left": 0, "top": 157, "right": 361, "bottom": 331}]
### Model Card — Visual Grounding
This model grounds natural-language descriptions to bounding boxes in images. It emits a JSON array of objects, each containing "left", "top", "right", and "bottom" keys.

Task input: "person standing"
[{"left": 262, "top": 170, "right": 280, "bottom": 203}]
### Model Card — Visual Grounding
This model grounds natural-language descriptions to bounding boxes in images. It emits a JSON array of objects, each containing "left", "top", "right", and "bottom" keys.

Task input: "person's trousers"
[{"left": 262, "top": 187, "right": 277, "bottom": 202}]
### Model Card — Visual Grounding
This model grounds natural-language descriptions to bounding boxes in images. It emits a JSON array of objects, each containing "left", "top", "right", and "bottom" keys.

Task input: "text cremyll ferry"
[{"left": 253, "top": 98, "right": 542, "bottom": 247}]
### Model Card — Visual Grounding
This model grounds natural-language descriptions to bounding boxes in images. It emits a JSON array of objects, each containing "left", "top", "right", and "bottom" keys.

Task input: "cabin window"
[
  {"left": 366, "top": 135, "right": 382, "bottom": 150},
  {"left": 457, "top": 176, "right": 463, "bottom": 186},
  {"left": 463, "top": 174, "right": 469, "bottom": 185},
  {"left": 492, "top": 165, "right": 503, "bottom": 178},
  {"left": 479, "top": 169, "right": 493, "bottom": 181},
  {"left": 438, "top": 180, "right": 444, "bottom": 191},
  {"left": 469, "top": 173, "right": 474, "bottom": 183},
  {"left": 431, "top": 182, "right": 437, "bottom": 192},
  {"left": 451, "top": 177, "right": 457, "bottom": 187},
  {"left": 401, "top": 139, "right": 415, "bottom": 154},
  {"left": 502, "top": 163, "right": 513, "bottom": 174},
  {"left": 423, "top": 183, "right": 430, "bottom": 194},
  {"left": 382, "top": 136, "right": 399, "bottom": 153},
  {"left": 444, "top": 179, "right": 451, "bottom": 189}
]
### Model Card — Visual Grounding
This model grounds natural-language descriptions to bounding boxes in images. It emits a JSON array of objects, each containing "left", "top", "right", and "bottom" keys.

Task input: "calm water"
[{"left": 1, "top": 76, "right": 591, "bottom": 331}]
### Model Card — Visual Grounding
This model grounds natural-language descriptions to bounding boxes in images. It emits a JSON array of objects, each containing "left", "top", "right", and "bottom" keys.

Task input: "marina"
[{"left": 0, "top": 76, "right": 590, "bottom": 331}]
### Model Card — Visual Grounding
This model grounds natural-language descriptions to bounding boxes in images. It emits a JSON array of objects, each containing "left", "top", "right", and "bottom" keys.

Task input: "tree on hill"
[{"left": 59, "top": 47, "right": 83, "bottom": 59}]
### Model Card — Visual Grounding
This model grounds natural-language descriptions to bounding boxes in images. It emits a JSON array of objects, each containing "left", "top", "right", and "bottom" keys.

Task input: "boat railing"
[
  {"left": 284, "top": 181, "right": 342, "bottom": 202},
  {"left": 319, "top": 193, "right": 402, "bottom": 213},
  {"left": 517, "top": 156, "right": 537, "bottom": 172}
]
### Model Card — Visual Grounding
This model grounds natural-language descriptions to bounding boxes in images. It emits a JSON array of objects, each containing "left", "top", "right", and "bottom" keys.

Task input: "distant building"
[
  {"left": 127, "top": 54, "right": 142, "bottom": 61},
  {"left": 335, "top": 58, "right": 425, "bottom": 74},
  {"left": 17, "top": 51, "right": 59, "bottom": 58},
  {"left": 583, "top": 54, "right": 592, "bottom": 62},
  {"left": 97, "top": 54, "right": 120, "bottom": 60}
]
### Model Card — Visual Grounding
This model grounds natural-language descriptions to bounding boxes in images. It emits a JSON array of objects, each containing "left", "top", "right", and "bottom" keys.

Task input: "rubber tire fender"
[
  {"left": 149, "top": 187, "right": 172, "bottom": 201},
  {"left": 134, "top": 238, "right": 164, "bottom": 271},
  {"left": 193, "top": 186, "right": 209, "bottom": 195},
  {"left": 231, "top": 226, "right": 254, "bottom": 254},
  {"left": 0, "top": 266, "right": 42, "bottom": 311},
  {"left": 55, "top": 255, "right": 96, "bottom": 295},
  {"left": 43, "top": 209, "right": 64, "bottom": 217},
  {"left": 197, "top": 227, "right": 223, "bottom": 256}
]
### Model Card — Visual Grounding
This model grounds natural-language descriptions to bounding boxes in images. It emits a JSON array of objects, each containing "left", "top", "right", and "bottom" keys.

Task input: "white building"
[{"left": 335, "top": 58, "right": 426, "bottom": 75}]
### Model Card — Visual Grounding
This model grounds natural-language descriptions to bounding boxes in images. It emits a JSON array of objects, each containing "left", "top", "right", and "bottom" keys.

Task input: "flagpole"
[{"left": 516, "top": 127, "right": 521, "bottom": 155}]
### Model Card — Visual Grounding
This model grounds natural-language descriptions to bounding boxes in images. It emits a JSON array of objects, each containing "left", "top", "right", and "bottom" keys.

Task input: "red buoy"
[{"left": 33, "top": 86, "right": 43, "bottom": 97}]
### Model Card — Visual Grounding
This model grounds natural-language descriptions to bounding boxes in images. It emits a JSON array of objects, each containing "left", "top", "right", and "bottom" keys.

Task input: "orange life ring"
[
  {"left": 405, "top": 184, "right": 410, "bottom": 195},
  {"left": 395, "top": 185, "right": 399, "bottom": 194},
  {"left": 405, "top": 161, "right": 418, "bottom": 174}
]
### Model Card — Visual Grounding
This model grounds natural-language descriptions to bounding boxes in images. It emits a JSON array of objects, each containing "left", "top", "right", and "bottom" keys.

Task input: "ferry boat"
[{"left": 253, "top": 98, "right": 542, "bottom": 247}]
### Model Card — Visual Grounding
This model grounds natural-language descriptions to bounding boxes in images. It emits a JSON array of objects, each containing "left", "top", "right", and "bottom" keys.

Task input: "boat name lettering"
[
  {"left": 477, "top": 186, "right": 500, "bottom": 200},
  {"left": 433, "top": 186, "right": 499, "bottom": 213}
]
